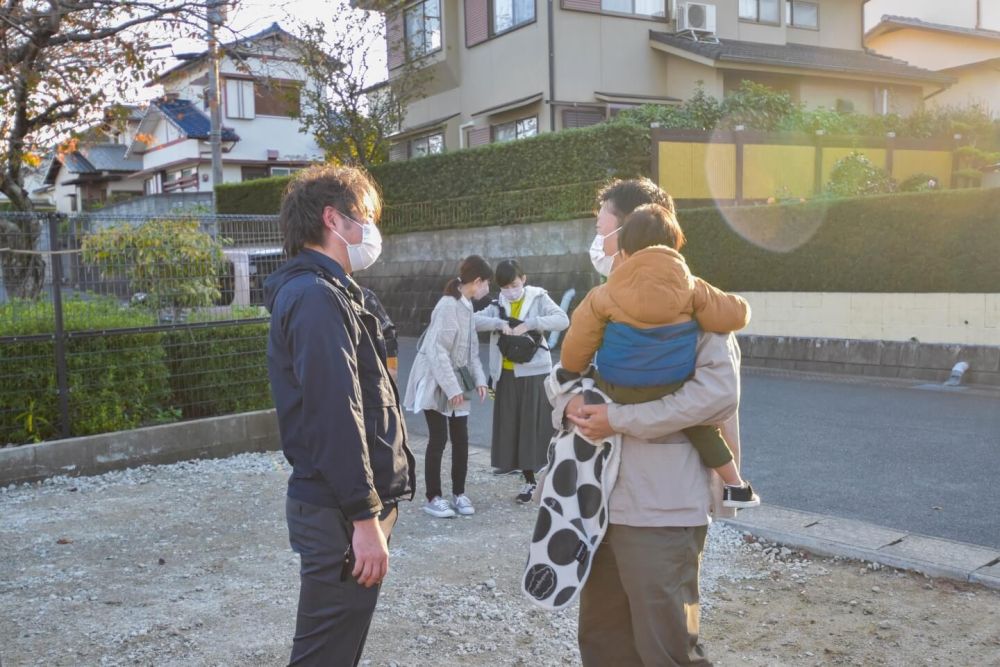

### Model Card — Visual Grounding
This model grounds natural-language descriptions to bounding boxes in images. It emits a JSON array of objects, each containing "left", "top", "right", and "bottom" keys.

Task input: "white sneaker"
[
  {"left": 516, "top": 483, "right": 536, "bottom": 504},
  {"left": 452, "top": 494, "right": 475, "bottom": 516},
  {"left": 424, "top": 496, "right": 456, "bottom": 518}
]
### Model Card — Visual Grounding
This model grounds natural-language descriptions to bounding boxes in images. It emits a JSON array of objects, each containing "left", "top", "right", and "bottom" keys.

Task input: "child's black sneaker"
[{"left": 723, "top": 482, "right": 760, "bottom": 508}]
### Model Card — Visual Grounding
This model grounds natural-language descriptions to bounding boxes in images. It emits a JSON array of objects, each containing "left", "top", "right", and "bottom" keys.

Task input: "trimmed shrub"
[
  {"left": 215, "top": 124, "right": 651, "bottom": 216},
  {"left": 824, "top": 152, "right": 897, "bottom": 198},
  {"left": 163, "top": 308, "right": 271, "bottom": 419},
  {"left": 679, "top": 188, "right": 1000, "bottom": 293},
  {"left": 0, "top": 298, "right": 171, "bottom": 445}
]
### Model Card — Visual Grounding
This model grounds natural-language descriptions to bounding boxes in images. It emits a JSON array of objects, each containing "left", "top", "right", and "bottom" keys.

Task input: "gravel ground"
[{"left": 2, "top": 439, "right": 998, "bottom": 666}]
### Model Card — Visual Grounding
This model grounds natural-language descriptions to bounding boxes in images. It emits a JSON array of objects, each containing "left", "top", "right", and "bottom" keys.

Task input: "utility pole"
[{"left": 207, "top": 1, "right": 226, "bottom": 209}]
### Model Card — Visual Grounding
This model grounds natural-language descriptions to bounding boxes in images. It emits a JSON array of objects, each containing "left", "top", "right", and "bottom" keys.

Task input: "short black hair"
[
  {"left": 278, "top": 165, "right": 381, "bottom": 256},
  {"left": 495, "top": 259, "right": 524, "bottom": 288},
  {"left": 620, "top": 204, "right": 686, "bottom": 255},
  {"left": 597, "top": 178, "right": 674, "bottom": 222}
]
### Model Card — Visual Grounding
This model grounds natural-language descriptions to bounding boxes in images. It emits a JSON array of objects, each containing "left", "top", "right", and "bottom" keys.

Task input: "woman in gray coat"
[
  {"left": 404, "top": 256, "right": 491, "bottom": 518},
  {"left": 475, "top": 259, "right": 569, "bottom": 502}
]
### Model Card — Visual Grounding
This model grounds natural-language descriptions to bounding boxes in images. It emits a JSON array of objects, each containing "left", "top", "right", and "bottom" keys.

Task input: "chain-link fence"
[{"left": 0, "top": 212, "right": 285, "bottom": 446}]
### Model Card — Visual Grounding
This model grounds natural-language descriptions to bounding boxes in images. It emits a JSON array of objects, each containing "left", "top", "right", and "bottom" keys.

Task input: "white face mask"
[
  {"left": 589, "top": 228, "right": 620, "bottom": 277},
  {"left": 332, "top": 212, "right": 383, "bottom": 272},
  {"left": 500, "top": 281, "right": 524, "bottom": 302},
  {"left": 473, "top": 280, "right": 490, "bottom": 301}
]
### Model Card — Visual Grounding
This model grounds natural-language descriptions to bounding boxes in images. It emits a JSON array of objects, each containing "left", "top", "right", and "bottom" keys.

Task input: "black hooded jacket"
[{"left": 264, "top": 249, "right": 415, "bottom": 520}]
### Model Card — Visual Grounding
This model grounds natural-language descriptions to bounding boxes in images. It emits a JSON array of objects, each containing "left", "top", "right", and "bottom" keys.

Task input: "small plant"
[
  {"left": 14, "top": 399, "right": 51, "bottom": 443},
  {"left": 824, "top": 152, "right": 897, "bottom": 198},
  {"left": 899, "top": 173, "right": 939, "bottom": 193}
]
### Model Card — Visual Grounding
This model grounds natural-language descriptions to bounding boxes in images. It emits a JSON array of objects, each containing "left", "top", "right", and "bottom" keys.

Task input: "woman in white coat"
[
  {"left": 475, "top": 259, "right": 569, "bottom": 502},
  {"left": 404, "top": 256, "right": 491, "bottom": 518}
]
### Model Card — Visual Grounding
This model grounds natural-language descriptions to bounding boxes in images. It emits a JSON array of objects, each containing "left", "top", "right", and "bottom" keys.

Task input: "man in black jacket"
[{"left": 264, "top": 165, "right": 415, "bottom": 666}]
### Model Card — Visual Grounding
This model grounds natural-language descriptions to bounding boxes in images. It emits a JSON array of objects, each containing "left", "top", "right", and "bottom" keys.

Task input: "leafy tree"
[
  {"left": 719, "top": 81, "right": 799, "bottom": 131},
  {"left": 290, "top": 9, "right": 430, "bottom": 166},
  {"left": 0, "top": 0, "right": 223, "bottom": 298},
  {"left": 81, "top": 219, "right": 225, "bottom": 323}
]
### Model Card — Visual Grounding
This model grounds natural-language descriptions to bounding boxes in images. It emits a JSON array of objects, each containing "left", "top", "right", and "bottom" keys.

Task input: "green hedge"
[
  {"left": 164, "top": 309, "right": 271, "bottom": 419},
  {"left": 215, "top": 124, "right": 651, "bottom": 216},
  {"left": 0, "top": 299, "right": 171, "bottom": 444},
  {"left": 680, "top": 188, "right": 1000, "bottom": 293},
  {"left": 1, "top": 300, "right": 273, "bottom": 446}
]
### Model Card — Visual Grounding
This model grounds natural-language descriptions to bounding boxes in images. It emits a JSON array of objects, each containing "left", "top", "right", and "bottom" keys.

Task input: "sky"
[{"left": 136, "top": 0, "right": 388, "bottom": 101}]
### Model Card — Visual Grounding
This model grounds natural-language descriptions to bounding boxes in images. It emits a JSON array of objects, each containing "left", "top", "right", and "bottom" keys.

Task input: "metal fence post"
[{"left": 47, "top": 213, "right": 72, "bottom": 439}]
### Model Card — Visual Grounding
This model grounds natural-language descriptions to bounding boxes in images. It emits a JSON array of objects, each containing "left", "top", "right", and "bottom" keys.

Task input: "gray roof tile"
[{"left": 649, "top": 31, "right": 955, "bottom": 84}]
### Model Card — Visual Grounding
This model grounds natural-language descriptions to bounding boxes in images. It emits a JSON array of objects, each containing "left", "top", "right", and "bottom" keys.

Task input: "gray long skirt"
[{"left": 491, "top": 370, "right": 555, "bottom": 472}]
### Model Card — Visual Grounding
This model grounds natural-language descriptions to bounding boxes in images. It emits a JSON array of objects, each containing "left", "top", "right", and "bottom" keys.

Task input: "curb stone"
[{"left": 723, "top": 504, "right": 1000, "bottom": 591}]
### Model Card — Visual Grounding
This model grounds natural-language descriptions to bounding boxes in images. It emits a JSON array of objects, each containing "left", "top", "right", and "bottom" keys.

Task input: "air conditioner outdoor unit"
[{"left": 677, "top": 2, "right": 717, "bottom": 35}]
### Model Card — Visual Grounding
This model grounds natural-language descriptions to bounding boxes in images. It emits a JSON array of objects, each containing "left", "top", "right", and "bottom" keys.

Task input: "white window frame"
[{"left": 225, "top": 79, "right": 255, "bottom": 120}]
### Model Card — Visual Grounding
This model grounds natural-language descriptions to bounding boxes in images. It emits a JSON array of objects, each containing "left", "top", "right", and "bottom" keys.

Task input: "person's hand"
[
  {"left": 388, "top": 367, "right": 398, "bottom": 382},
  {"left": 511, "top": 323, "right": 528, "bottom": 336},
  {"left": 567, "top": 403, "right": 614, "bottom": 440},
  {"left": 501, "top": 325, "right": 514, "bottom": 336},
  {"left": 449, "top": 393, "right": 464, "bottom": 408},
  {"left": 476, "top": 385, "right": 488, "bottom": 401},
  {"left": 351, "top": 517, "right": 389, "bottom": 588},
  {"left": 564, "top": 393, "right": 585, "bottom": 420}
]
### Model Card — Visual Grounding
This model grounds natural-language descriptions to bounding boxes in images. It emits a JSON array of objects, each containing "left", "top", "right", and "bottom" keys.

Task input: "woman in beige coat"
[{"left": 403, "top": 256, "right": 491, "bottom": 518}]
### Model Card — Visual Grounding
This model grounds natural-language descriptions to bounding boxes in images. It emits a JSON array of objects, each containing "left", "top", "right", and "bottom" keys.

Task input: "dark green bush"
[
  {"left": 0, "top": 299, "right": 170, "bottom": 445},
  {"left": 215, "top": 175, "right": 291, "bottom": 216},
  {"left": 680, "top": 188, "right": 1000, "bottom": 293},
  {"left": 163, "top": 308, "right": 271, "bottom": 419},
  {"left": 215, "top": 124, "right": 651, "bottom": 217}
]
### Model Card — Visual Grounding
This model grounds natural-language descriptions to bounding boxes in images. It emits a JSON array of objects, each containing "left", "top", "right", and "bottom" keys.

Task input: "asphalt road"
[{"left": 396, "top": 337, "right": 1000, "bottom": 550}]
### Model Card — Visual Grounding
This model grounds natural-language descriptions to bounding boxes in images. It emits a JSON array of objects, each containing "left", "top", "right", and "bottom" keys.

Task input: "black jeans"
[
  {"left": 423, "top": 410, "right": 469, "bottom": 501},
  {"left": 285, "top": 498, "right": 380, "bottom": 667}
]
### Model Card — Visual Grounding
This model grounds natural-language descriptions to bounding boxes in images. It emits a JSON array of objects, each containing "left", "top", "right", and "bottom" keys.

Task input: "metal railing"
[{"left": 0, "top": 211, "right": 283, "bottom": 446}]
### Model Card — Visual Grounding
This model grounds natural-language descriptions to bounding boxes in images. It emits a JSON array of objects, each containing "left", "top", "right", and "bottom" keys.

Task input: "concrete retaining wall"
[
  {"left": 738, "top": 292, "right": 1000, "bottom": 347},
  {"left": 739, "top": 335, "right": 1000, "bottom": 386},
  {"left": 0, "top": 409, "right": 279, "bottom": 487},
  {"left": 356, "top": 218, "right": 600, "bottom": 336}
]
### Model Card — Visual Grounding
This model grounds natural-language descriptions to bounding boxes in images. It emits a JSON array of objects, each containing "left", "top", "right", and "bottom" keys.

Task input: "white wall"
[{"left": 738, "top": 292, "right": 1000, "bottom": 345}]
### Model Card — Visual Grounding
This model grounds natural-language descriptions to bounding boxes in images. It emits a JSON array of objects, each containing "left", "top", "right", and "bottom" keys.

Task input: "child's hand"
[
  {"left": 501, "top": 325, "right": 514, "bottom": 336},
  {"left": 511, "top": 323, "right": 528, "bottom": 335}
]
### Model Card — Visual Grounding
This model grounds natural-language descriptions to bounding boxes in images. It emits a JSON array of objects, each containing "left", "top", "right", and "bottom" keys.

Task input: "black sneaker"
[
  {"left": 516, "top": 483, "right": 536, "bottom": 504},
  {"left": 723, "top": 482, "right": 760, "bottom": 508}
]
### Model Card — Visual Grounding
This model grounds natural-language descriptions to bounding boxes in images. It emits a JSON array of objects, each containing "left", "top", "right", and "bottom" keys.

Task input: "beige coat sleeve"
[
  {"left": 559, "top": 288, "right": 608, "bottom": 373},
  {"left": 691, "top": 277, "right": 751, "bottom": 334},
  {"left": 606, "top": 332, "right": 741, "bottom": 441}
]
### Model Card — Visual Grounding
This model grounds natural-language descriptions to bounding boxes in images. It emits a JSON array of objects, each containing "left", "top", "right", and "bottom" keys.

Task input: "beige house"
[
  {"left": 375, "top": 0, "right": 953, "bottom": 160},
  {"left": 865, "top": 5, "right": 1000, "bottom": 115}
]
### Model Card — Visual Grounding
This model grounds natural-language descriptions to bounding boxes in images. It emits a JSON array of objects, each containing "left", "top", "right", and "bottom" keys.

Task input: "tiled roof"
[
  {"left": 79, "top": 144, "right": 142, "bottom": 172},
  {"left": 153, "top": 98, "right": 240, "bottom": 142},
  {"left": 868, "top": 15, "right": 1000, "bottom": 43},
  {"left": 151, "top": 22, "right": 295, "bottom": 84},
  {"left": 649, "top": 32, "right": 955, "bottom": 84},
  {"left": 62, "top": 152, "right": 96, "bottom": 174}
]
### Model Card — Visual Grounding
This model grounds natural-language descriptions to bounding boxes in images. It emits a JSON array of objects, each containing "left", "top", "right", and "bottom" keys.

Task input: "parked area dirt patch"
[{"left": 2, "top": 440, "right": 998, "bottom": 666}]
